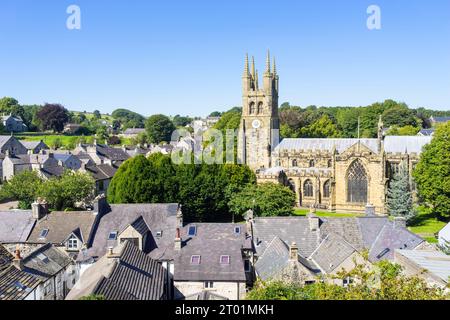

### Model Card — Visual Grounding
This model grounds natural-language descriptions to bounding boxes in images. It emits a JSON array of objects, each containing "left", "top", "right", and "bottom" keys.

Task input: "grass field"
[
  {"left": 408, "top": 207, "right": 447, "bottom": 244},
  {"left": 293, "top": 208, "right": 363, "bottom": 218}
]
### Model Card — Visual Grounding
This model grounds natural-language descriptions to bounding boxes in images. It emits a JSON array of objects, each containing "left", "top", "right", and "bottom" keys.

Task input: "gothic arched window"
[
  {"left": 304, "top": 180, "right": 314, "bottom": 198},
  {"left": 323, "top": 180, "right": 331, "bottom": 198},
  {"left": 249, "top": 102, "right": 255, "bottom": 115},
  {"left": 309, "top": 160, "right": 315, "bottom": 168},
  {"left": 257, "top": 102, "right": 263, "bottom": 114},
  {"left": 327, "top": 159, "right": 332, "bottom": 168},
  {"left": 347, "top": 160, "right": 368, "bottom": 203},
  {"left": 292, "top": 159, "right": 298, "bottom": 167}
]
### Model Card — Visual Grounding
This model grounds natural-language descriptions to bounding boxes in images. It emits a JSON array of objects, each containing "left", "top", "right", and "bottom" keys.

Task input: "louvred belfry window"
[{"left": 347, "top": 160, "right": 368, "bottom": 203}]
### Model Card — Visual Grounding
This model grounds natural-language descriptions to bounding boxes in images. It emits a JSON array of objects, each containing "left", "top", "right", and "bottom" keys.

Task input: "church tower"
[{"left": 238, "top": 51, "right": 280, "bottom": 170}]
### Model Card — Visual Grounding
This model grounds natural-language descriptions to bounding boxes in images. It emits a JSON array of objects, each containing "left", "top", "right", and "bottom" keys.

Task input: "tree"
[
  {"left": 145, "top": 114, "right": 176, "bottom": 144},
  {"left": 111, "top": 108, "right": 145, "bottom": 129},
  {"left": 209, "top": 111, "right": 222, "bottom": 117},
  {"left": 36, "top": 103, "right": 69, "bottom": 133},
  {"left": 247, "top": 259, "right": 449, "bottom": 300},
  {"left": 0, "top": 171, "right": 44, "bottom": 209},
  {"left": 386, "top": 125, "right": 420, "bottom": 136},
  {"left": 0, "top": 97, "right": 25, "bottom": 120},
  {"left": 172, "top": 115, "right": 193, "bottom": 127},
  {"left": 382, "top": 105, "right": 418, "bottom": 128},
  {"left": 300, "top": 114, "right": 340, "bottom": 138},
  {"left": 413, "top": 122, "right": 450, "bottom": 220},
  {"left": 386, "top": 163, "right": 416, "bottom": 221},
  {"left": 93, "top": 110, "right": 101, "bottom": 119},
  {"left": 228, "top": 183, "right": 296, "bottom": 217},
  {"left": 38, "top": 171, "right": 95, "bottom": 210}
]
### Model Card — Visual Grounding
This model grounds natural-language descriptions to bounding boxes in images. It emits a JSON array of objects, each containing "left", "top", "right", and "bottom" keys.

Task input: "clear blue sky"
[{"left": 0, "top": 0, "right": 449, "bottom": 117}]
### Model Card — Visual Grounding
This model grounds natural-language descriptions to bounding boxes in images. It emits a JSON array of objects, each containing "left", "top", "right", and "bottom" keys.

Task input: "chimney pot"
[
  {"left": 107, "top": 247, "right": 114, "bottom": 257},
  {"left": 175, "top": 228, "right": 182, "bottom": 251}
]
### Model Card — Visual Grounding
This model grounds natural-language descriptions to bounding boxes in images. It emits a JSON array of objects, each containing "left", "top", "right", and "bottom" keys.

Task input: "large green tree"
[
  {"left": 0, "top": 97, "right": 25, "bottom": 120},
  {"left": 145, "top": 114, "right": 176, "bottom": 144},
  {"left": 0, "top": 171, "right": 44, "bottom": 209},
  {"left": 413, "top": 122, "right": 450, "bottom": 220},
  {"left": 112, "top": 108, "right": 146, "bottom": 129},
  {"left": 228, "top": 183, "right": 296, "bottom": 217},
  {"left": 38, "top": 171, "right": 95, "bottom": 210}
]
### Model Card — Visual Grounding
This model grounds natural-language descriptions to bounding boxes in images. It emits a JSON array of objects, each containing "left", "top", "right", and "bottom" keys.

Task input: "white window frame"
[
  {"left": 204, "top": 281, "right": 214, "bottom": 289},
  {"left": 67, "top": 235, "right": 79, "bottom": 250}
]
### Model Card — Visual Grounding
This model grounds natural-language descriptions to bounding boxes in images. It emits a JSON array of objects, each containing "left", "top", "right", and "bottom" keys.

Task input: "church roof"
[
  {"left": 274, "top": 138, "right": 380, "bottom": 154},
  {"left": 274, "top": 136, "right": 431, "bottom": 155}
]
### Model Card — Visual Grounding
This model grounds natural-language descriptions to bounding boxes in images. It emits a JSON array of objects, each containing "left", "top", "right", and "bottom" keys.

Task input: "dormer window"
[
  {"left": 188, "top": 225, "right": 197, "bottom": 237},
  {"left": 220, "top": 255, "right": 230, "bottom": 265},
  {"left": 191, "top": 255, "right": 201, "bottom": 265},
  {"left": 67, "top": 235, "right": 79, "bottom": 250},
  {"left": 108, "top": 232, "right": 118, "bottom": 240},
  {"left": 39, "top": 229, "right": 49, "bottom": 240}
]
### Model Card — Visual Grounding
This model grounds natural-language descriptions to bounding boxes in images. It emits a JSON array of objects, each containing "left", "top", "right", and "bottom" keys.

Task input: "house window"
[
  {"left": 323, "top": 180, "right": 331, "bottom": 198},
  {"left": 309, "top": 160, "right": 315, "bottom": 168},
  {"left": 347, "top": 160, "right": 368, "bottom": 203},
  {"left": 67, "top": 235, "right": 79, "bottom": 250},
  {"left": 191, "top": 255, "right": 201, "bottom": 265},
  {"left": 44, "top": 282, "right": 52, "bottom": 296},
  {"left": 108, "top": 232, "right": 117, "bottom": 240},
  {"left": 292, "top": 159, "right": 298, "bottom": 167},
  {"left": 343, "top": 277, "right": 353, "bottom": 287},
  {"left": 188, "top": 225, "right": 197, "bottom": 237},
  {"left": 39, "top": 229, "right": 49, "bottom": 240},
  {"left": 204, "top": 281, "right": 214, "bottom": 289},
  {"left": 244, "top": 260, "right": 251, "bottom": 272},
  {"left": 220, "top": 255, "right": 230, "bottom": 265},
  {"left": 303, "top": 180, "right": 314, "bottom": 198}
]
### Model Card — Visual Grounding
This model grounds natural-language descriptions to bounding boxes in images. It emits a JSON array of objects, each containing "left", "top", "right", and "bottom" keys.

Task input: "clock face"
[{"left": 252, "top": 119, "right": 261, "bottom": 129}]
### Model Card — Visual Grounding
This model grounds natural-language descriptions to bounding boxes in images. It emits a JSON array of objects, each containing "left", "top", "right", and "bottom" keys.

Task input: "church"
[{"left": 238, "top": 52, "right": 432, "bottom": 214}]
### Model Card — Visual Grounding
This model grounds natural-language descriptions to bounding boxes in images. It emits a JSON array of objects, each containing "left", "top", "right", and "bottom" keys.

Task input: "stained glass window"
[
  {"left": 304, "top": 180, "right": 314, "bottom": 197},
  {"left": 347, "top": 160, "right": 368, "bottom": 203},
  {"left": 323, "top": 180, "right": 331, "bottom": 198}
]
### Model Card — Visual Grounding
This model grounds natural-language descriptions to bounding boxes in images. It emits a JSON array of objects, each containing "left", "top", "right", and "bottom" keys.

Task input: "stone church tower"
[{"left": 238, "top": 52, "right": 280, "bottom": 170}]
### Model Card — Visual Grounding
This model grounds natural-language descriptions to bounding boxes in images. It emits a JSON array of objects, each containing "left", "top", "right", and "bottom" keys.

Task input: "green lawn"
[
  {"left": 293, "top": 209, "right": 363, "bottom": 218},
  {"left": 408, "top": 208, "right": 447, "bottom": 244}
]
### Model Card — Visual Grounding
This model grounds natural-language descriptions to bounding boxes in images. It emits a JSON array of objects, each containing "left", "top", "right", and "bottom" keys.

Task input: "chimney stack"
[
  {"left": 13, "top": 248, "right": 24, "bottom": 270},
  {"left": 174, "top": 228, "right": 182, "bottom": 251},
  {"left": 176, "top": 205, "right": 183, "bottom": 228},
  {"left": 289, "top": 242, "right": 299, "bottom": 261},
  {"left": 308, "top": 213, "right": 319, "bottom": 232},
  {"left": 393, "top": 217, "right": 407, "bottom": 229},
  {"left": 31, "top": 198, "right": 48, "bottom": 220}
]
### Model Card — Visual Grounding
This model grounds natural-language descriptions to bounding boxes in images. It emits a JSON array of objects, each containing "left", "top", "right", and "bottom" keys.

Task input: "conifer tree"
[{"left": 386, "top": 162, "right": 415, "bottom": 221}]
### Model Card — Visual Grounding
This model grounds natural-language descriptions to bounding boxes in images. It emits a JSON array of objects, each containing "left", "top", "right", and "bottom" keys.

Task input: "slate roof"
[
  {"left": 0, "top": 210, "right": 36, "bottom": 243},
  {"left": 432, "top": 116, "right": 450, "bottom": 123},
  {"left": 0, "top": 245, "right": 13, "bottom": 273},
  {"left": 418, "top": 129, "right": 435, "bottom": 136},
  {"left": 310, "top": 233, "right": 357, "bottom": 273},
  {"left": 22, "top": 244, "right": 73, "bottom": 281},
  {"left": 0, "top": 136, "right": 13, "bottom": 149},
  {"left": 274, "top": 138, "right": 380, "bottom": 154},
  {"left": 67, "top": 241, "right": 167, "bottom": 300},
  {"left": 129, "top": 216, "right": 150, "bottom": 235},
  {"left": 85, "top": 163, "right": 117, "bottom": 181},
  {"left": 395, "top": 250, "right": 450, "bottom": 284},
  {"left": 21, "top": 141, "right": 48, "bottom": 151},
  {"left": 123, "top": 128, "right": 146, "bottom": 135},
  {"left": 96, "top": 144, "right": 130, "bottom": 161},
  {"left": 174, "top": 223, "right": 249, "bottom": 282},
  {"left": 40, "top": 166, "right": 65, "bottom": 178},
  {"left": 383, "top": 136, "right": 431, "bottom": 154},
  {"left": 274, "top": 136, "right": 431, "bottom": 155},
  {"left": 28, "top": 211, "right": 98, "bottom": 245},
  {"left": 0, "top": 265, "right": 41, "bottom": 300},
  {"left": 253, "top": 217, "right": 320, "bottom": 258},
  {"left": 87, "top": 203, "right": 179, "bottom": 261},
  {"left": 252, "top": 216, "right": 424, "bottom": 277}
]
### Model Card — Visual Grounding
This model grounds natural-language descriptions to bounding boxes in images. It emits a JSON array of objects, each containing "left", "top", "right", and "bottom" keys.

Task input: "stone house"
[
  {"left": 73, "top": 142, "right": 130, "bottom": 166},
  {"left": 173, "top": 223, "right": 254, "bottom": 300},
  {"left": 83, "top": 163, "right": 117, "bottom": 195},
  {"left": 121, "top": 128, "right": 146, "bottom": 138},
  {"left": 66, "top": 241, "right": 168, "bottom": 300},
  {"left": 0, "top": 135, "right": 29, "bottom": 180},
  {"left": 20, "top": 140, "right": 49, "bottom": 154},
  {"left": 53, "top": 153, "right": 82, "bottom": 170},
  {"left": 2, "top": 152, "right": 61, "bottom": 181},
  {"left": 250, "top": 214, "right": 424, "bottom": 286},
  {"left": 0, "top": 244, "right": 76, "bottom": 300},
  {"left": 2, "top": 114, "right": 27, "bottom": 133}
]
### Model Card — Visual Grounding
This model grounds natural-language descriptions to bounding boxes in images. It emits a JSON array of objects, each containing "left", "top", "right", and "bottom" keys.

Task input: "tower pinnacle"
[{"left": 265, "top": 50, "right": 271, "bottom": 74}]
